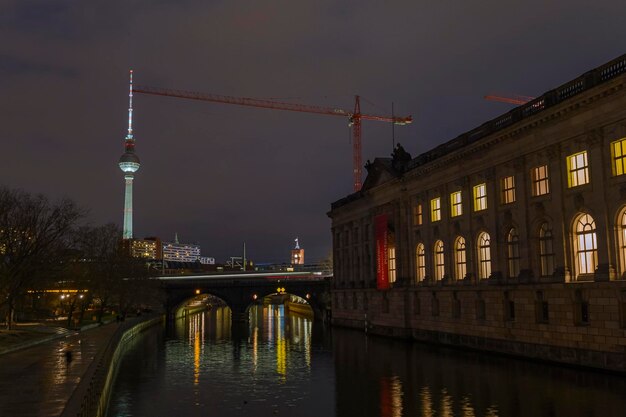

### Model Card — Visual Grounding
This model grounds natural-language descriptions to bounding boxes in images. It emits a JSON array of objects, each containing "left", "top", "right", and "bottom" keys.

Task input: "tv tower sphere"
[
  {"left": 119, "top": 151, "right": 140, "bottom": 173},
  {"left": 119, "top": 69, "right": 140, "bottom": 240}
]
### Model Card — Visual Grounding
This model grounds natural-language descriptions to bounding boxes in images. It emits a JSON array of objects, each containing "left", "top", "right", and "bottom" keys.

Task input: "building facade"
[
  {"left": 163, "top": 241, "right": 201, "bottom": 262},
  {"left": 328, "top": 54, "right": 626, "bottom": 372},
  {"left": 129, "top": 237, "right": 161, "bottom": 259},
  {"left": 291, "top": 238, "right": 305, "bottom": 265}
]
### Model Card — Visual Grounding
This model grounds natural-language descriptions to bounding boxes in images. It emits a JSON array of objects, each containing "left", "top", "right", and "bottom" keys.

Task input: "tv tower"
[{"left": 118, "top": 70, "right": 141, "bottom": 240}]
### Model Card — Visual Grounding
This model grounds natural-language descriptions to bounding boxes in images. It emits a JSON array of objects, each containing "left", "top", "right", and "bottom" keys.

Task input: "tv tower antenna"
[{"left": 118, "top": 69, "right": 141, "bottom": 239}]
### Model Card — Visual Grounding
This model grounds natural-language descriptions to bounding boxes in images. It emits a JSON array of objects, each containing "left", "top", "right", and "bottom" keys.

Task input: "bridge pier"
[{"left": 229, "top": 303, "right": 249, "bottom": 323}]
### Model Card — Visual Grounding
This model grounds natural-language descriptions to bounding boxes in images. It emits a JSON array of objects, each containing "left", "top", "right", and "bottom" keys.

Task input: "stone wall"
[
  {"left": 332, "top": 281, "right": 626, "bottom": 372},
  {"left": 60, "top": 316, "right": 163, "bottom": 417}
]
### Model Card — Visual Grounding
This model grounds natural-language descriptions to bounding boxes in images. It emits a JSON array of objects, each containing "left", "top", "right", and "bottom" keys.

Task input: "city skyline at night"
[{"left": 2, "top": 1, "right": 626, "bottom": 263}]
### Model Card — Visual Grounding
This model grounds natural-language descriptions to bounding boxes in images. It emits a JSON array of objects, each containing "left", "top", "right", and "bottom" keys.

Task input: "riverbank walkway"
[{"left": 0, "top": 321, "right": 121, "bottom": 417}]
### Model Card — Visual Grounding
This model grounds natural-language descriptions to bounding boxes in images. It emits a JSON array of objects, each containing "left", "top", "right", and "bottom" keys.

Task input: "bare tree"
[
  {"left": 74, "top": 224, "right": 124, "bottom": 324},
  {"left": 0, "top": 187, "right": 83, "bottom": 329},
  {"left": 74, "top": 223, "right": 161, "bottom": 323}
]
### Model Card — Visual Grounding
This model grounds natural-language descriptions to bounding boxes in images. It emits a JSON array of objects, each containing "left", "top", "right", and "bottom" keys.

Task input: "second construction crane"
[{"left": 132, "top": 85, "right": 412, "bottom": 192}]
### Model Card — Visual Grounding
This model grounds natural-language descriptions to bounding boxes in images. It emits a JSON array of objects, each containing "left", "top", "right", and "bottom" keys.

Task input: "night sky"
[{"left": 2, "top": 1, "right": 625, "bottom": 263}]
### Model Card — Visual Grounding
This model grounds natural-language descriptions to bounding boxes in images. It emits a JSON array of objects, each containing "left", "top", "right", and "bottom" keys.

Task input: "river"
[{"left": 108, "top": 305, "right": 626, "bottom": 417}]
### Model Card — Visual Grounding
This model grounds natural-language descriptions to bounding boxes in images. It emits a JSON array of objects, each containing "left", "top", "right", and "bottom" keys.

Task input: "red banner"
[{"left": 375, "top": 214, "right": 389, "bottom": 290}]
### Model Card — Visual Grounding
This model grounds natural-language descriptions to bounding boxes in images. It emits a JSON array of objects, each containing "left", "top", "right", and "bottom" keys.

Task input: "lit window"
[
  {"left": 388, "top": 246, "right": 396, "bottom": 283},
  {"left": 567, "top": 151, "right": 589, "bottom": 187},
  {"left": 619, "top": 208, "right": 626, "bottom": 277},
  {"left": 507, "top": 228, "right": 520, "bottom": 278},
  {"left": 416, "top": 243, "right": 425, "bottom": 282},
  {"left": 611, "top": 138, "right": 626, "bottom": 176},
  {"left": 413, "top": 203, "right": 423, "bottom": 226},
  {"left": 430, "top": 198, "right": 441, "bottom": 222},
  {"left": 539, "top": 222, "right": 555, "bottom": 277},
  {"left": 574, "top": 213, "right": 597, "bottom": 278},
  {"left": 501, "top": 176, "right": 516, "bottom": 204},
  {"left": 434, "top": 240, "right": 445, "bottom": 280},
  {"left": 450, "top": 191, "right": 463, "bottom": 217},
  {"left": 473, "top": 184, "right": 487, "bottom": 211},
  {"left": 477, "top": 232, "right": 491, "bottom": 279},
  {"left": 532, "top": 165, "right": 550, "bottom": 196},
  {"left": 454, "top": 236, "right": 467, "bottom": 280}
]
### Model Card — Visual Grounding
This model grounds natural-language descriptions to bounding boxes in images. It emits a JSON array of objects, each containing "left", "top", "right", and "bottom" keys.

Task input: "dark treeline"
[{"left": 0, "top": 186, "right": 162, "bottom": 330}]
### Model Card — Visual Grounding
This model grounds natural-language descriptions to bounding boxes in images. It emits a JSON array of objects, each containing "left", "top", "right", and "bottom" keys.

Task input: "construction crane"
[
  {"left": 484, "top": 94, "right": 534, "bottom": 105},
  {"left": 132, "top": 85, "right": 412, "bottom": 192}
]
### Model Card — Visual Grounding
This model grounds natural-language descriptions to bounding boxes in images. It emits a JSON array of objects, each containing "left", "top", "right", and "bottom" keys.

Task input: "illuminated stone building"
[{"left": 328, "top": 54, "right": 626, "bottom": 372}]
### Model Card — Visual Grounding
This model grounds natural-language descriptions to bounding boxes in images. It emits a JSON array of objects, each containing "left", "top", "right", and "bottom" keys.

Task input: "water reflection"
[
  {"left": 333, "top": 329, "right": 626, "bottom": 417},
  {"left": 380, "top": 376, "right": 403, "bottom": 417},
  {"left": 109, "top": 307, "right": 626, "bottom": 417}
]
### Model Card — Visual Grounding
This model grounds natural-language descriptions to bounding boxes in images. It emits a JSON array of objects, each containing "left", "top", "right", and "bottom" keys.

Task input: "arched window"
[
  {"left": 619, "top": 208, "right": 626, "bottom": 278},
  {"left": 507, "top": 228, "right": 520, "bottom": 278},
  {"left": 454, "top": 236, "right": 467, "bottom": 280},
  {"left": 416, "top": 243, "right": 426, "bottom": 282},
  {"left": 574, "top": 213, "right": 597, "bottom": 278},
  {"left": 477, "top": 232, "right": 491, "bottom": 279},
  {"left": 388, "top": 246, "right": 396, "bottom": 284},
  {"left": 539, "top": 222, "right": 555, "bottom": 277},
  {"left": 434, "top": 240, "right": 445, "bottom": 280}
]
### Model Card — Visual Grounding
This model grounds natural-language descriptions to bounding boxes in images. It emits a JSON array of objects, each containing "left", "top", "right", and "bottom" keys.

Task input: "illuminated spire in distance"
[
  {"left": 119, "top": 69, "right": 141, "bottom": 240},
  {"left": 127, "top": 69, "right": 133, "bottom": 139}
]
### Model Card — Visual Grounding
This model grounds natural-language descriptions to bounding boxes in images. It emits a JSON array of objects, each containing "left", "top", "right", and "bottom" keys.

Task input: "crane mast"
[{"left": 133, "top": 85, "right": 412, "bottom": 192}]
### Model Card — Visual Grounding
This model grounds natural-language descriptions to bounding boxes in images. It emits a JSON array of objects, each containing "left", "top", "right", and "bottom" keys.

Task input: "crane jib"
[{"left": 132, "top": 85, "right": 412, "bottom": 192}]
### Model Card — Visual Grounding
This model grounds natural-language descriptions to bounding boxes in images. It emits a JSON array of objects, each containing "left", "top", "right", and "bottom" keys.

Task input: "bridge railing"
[{"left": 157, "top": 271, "right": 332, "bottom": 282}]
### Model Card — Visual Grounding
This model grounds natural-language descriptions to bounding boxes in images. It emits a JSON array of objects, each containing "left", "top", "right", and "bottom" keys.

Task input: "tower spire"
[
  {"left": 127, "top": 69, "right": 134, "bottom": 139},
  {"left": 119, "top": 69, "right": 141, "bottom": 240}
]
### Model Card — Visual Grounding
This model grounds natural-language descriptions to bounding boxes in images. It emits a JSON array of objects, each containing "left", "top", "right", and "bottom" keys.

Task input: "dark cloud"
[{"left": 2, "top": 0, "right": 625, "bottom": 263}]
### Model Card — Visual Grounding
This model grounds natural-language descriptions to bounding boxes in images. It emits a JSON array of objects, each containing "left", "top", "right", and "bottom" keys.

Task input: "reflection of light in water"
[
  {"left": 249, "top": 304, "right": 314, "bottom": 379},
  {"left": 485, "top": 405, "right": 499, "bottom": 417},
  {"left": 420, "top": 386, "right": 433, "bottom": 417},
  {"left": 266, "top": 305, "right": 273, "bottom": 340},
  {"left": 53, "top": 341, "right": 70, "bottom": 386},
  {"left": 461, "top": 396, "right": 476, "bottom": 417},
  {"left": 380, "top": 376, "right": 403, "bottom": 417},
  {"left": 193, "top": 323, "right": 200, "bottom": 385},
  {"left": 276, "top": 305, "right": 287, "bottom": 381},
  {"left": 187, "top": 313, "right": 202, "bottom": 385},
  {"left": 201, "top": 312, "right": 205, "bottom": 345},
  {"left": 304, "top": 319, "right": 311, "bottom": 369},
  {"left": 251, "top": 326, "right": 258, "bottom": 371},
  {"left": 440, "top": 388, "right": 453, "bottom": 417},
  {"left": 215, "top": 308, "right": 222, "bottom": 340}
]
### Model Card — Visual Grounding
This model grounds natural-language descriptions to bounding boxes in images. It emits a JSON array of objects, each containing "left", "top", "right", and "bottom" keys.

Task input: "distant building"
[
  {"left": 291, "top": 238, "right": 304, "bottom": 265},
  {"left": 162, "top": 233, "right": 214, "bottom": 264},
  {"left": 128, "top": 237, "right": 161, "bottom": 259},
  {"left": 163, "top": 241, "right": 201, "bottom": 262},
  {"left": 198, "top": 256, "right": 216, "bottom": 265}
]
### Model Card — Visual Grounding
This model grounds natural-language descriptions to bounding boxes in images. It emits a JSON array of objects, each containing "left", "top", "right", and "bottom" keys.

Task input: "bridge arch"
[{"left": 161, "top": 272, "right": 330, "bottom": 324}]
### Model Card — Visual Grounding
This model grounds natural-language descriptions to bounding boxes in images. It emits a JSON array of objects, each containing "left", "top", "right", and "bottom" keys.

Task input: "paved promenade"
[{"left": 0, "top": 322, "right": 120, "bottom": 417}]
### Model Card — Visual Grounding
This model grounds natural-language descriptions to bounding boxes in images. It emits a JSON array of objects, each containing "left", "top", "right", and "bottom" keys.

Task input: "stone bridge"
[{"left": 159, "top": 271, "right": 331, "bottom": 322}]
